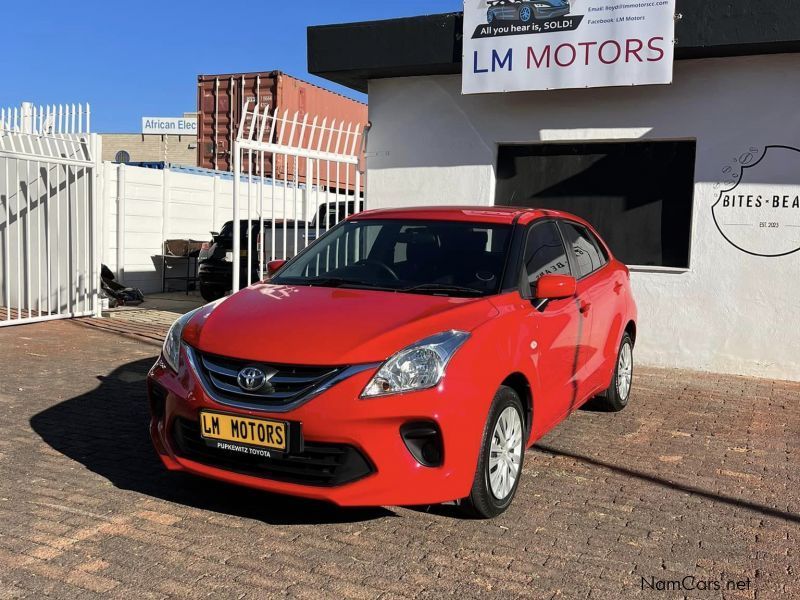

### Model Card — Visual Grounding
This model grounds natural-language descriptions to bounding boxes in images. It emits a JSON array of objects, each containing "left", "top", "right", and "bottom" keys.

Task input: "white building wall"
[{"left": 366, "top": 54, "right": 800, "bottom": 381}]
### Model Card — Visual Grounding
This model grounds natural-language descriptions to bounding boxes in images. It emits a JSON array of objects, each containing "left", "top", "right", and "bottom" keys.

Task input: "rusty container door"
[
  {"left": 197, "top": 72, "right": 278, "bottom": 173},
  {"left": 197, "top": 71, "right": 368, "bottom": 187}
]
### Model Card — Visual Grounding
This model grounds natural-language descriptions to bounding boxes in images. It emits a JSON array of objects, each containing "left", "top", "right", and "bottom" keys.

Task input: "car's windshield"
[{"left": 272, "top": 219, "right": 513, "bottom": 297}]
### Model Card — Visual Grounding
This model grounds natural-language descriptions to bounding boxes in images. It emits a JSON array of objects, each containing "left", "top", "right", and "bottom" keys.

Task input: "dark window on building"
[
  {"left": 115, "top": 150, "right": 131, "bottom": 164},
  {"left": 495, "top": 141, "right": 696, "bottom": 268},
  {"left": 560, "top": 221, "right": 607, "bottom": 279},
  {"left": 522, "top": 221, "right": 570, "bottom": 286}
]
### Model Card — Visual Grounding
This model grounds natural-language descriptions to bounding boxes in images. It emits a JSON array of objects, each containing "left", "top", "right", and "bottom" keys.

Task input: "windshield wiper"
[
  {"left": 299, "top": 277, "right": 396, "bottom": 291},
  {"left": 400, "top": 283, "right": 485, "bottom": 297}
]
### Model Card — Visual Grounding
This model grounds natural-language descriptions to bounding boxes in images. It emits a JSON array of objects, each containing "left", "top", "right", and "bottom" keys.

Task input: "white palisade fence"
[
  {"left": 232, "top": 103, "right": 365, "bottom": 291},
  {"left": 99, "top": 163, "right": 355, "bottom": 294},
  {"left": 0, "top": 101, "right": 365, "bottom": 321},
  {"left": 0, "top": 102, "right": 101, "bottom": 326}
]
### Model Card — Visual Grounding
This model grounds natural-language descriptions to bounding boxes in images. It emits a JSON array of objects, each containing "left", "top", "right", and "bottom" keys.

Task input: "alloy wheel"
[
  {"left": 616, "top": 342, "right": 633, "bottom": 401},
  {"left": 488, "top": 406, "right": 523, "bottom": 500}
]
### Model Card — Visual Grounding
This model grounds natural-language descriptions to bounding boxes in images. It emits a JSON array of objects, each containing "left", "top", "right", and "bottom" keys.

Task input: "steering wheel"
[{"left": 354, "top": 259, "right": 400, "bottom": 281}]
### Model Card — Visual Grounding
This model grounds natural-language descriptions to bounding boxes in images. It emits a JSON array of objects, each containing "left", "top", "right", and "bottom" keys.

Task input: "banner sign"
[
  {"left": 462, "top": 0, "right": 676, "bottom": 94},
  {"left": 141, "top": 117, "right": 198, "bottom": 135}
]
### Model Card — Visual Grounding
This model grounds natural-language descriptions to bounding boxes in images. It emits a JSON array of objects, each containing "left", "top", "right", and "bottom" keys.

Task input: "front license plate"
[{"left": 200, "top": 411, "right": 288, "bottom": 452}]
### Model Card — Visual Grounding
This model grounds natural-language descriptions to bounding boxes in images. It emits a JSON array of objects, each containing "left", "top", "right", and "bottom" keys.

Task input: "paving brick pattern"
[
  {"left": 77, "top": 310, "right": 179, "bottom": 345},
  {"left": 0, "top": 321, "right": 797, "bottom": 599}
]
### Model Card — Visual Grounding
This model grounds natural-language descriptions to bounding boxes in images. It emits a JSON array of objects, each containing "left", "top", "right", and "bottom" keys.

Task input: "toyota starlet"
[{"left": 148, "top": 206, "right": 637, "bottom": 518}]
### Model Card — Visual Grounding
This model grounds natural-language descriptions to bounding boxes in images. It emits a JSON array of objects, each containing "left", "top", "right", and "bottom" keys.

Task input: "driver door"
[{"left": 519, "top": 221, "right": 589, "bottom": 431}]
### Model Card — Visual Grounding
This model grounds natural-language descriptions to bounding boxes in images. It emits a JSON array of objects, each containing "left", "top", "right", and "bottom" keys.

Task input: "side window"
[
  {"left": 523, "top": 221, "right": 571, "bottom": 286},
  {"left": 560, "top": 222, "right": 607, "bottom": 279}
]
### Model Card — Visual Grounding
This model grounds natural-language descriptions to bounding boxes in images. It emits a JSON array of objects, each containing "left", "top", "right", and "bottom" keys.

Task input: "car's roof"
[{"left": 351, "top": 206, "right": 586, "bottom": 226}]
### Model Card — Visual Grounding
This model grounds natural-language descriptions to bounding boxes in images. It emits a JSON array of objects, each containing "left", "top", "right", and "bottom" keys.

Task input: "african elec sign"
[
  {"left": 462, "top": 0, "right": 676, "bottom": 94},
  {"left": 141, "top": 117, "right": 198, "bottom": 135}
]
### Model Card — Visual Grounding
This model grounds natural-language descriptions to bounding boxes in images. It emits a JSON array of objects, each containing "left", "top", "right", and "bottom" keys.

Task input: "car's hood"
[{"left": 184, "top": 284, "right": 499, "bottom": 365}]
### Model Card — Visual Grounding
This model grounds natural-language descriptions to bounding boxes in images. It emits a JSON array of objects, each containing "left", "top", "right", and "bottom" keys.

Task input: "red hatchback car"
[{"left": 148, "top": 207, "right": 637, "bottom": 517}]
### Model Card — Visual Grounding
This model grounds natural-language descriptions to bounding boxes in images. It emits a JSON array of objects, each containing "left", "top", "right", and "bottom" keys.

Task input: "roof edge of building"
[{"left": 308, "top": 6, "right": 800, "bottom": 92}]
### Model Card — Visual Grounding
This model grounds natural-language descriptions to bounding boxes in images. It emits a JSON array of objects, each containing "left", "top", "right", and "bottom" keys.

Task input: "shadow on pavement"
[
  {"left": 30, "top": 357, "right": 393, "bottom": 525},
  {"left": 535, "top": 444, "right": 800, "bottom": 525}
]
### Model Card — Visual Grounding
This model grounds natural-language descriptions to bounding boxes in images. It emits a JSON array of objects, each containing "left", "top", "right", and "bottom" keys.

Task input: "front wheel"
[
  {"left": 460, "top": 386, "right": 525, "bottom": 519},
  {"left": 518, "top": 4, "right": 534, "bottom": 23},
  {"left": 598, "top": 333, "right": 634, "bottom": 411}
]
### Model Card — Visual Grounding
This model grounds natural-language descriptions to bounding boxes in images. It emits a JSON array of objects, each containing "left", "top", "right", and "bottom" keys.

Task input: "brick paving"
[
  {"left": 0, "top": 320, "right": 797, "bottom": 599},
  {"left": 77, "top": 310, "right": 180, "bottom": 345},
  {"left": 0, "top": 307, "right": 47, "bottom": 321}
]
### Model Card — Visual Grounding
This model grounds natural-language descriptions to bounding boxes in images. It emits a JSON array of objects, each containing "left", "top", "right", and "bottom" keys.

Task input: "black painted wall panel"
[{"left": 494, "top": 141, "right": 697, "bottom": 268}]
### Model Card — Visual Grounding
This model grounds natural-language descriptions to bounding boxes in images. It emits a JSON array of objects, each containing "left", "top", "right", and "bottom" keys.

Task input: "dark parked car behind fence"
[{"left": 197, "top": 200, "right": 362, "bottom": 301}]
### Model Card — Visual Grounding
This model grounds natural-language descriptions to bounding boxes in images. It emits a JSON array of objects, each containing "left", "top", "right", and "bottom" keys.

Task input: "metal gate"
[
  {"left": 0, "top": 102, "right": 100, "bottom": 326},
  {"left": 231, "top": 103, "right": 365, "bottom": 291}
]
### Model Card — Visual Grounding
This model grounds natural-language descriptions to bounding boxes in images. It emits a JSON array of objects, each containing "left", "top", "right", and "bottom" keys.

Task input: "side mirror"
[
  {"left": 266, "top": 259, "right": 286, "bottom": 277},
  {"left": 535, "top": 274, "right": 577, "bottom": 300}
]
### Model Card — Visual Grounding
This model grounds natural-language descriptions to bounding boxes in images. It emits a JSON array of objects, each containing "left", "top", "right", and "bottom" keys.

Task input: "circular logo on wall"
[{"left": 712, "top": 145, "right": 800, "bottom": 257}]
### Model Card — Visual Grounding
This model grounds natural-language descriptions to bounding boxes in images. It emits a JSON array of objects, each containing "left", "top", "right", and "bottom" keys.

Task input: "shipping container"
[{"left": 197, "top": 71, "right": 368, "bottom": 189}]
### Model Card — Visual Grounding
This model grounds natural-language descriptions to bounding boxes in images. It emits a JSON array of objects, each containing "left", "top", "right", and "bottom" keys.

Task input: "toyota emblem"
[{"left": 237, "top": 367, "right": 270, "bottom": 392}]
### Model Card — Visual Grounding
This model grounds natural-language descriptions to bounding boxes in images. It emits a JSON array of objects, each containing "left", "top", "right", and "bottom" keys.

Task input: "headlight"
[
  {"left": 163, "top": 308, "right": 201, "bottom": 372},
  {"left": 361, "top": 330, "right": 470, "bottom": 398}
]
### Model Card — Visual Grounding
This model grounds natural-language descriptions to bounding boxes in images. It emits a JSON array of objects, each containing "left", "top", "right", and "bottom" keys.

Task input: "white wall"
[
  {"left": 366, "top": 54, "right": 800, "bottom": 381},
  {"left": 101, "top": 164, "right": 353, "bottom": 293}
]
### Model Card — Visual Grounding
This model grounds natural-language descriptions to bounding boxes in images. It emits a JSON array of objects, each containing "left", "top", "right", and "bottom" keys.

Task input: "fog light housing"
[
  {"left": 400, "top": 421, "right": 444, "bottom": 468},
  {"left": 148, "top": 382, "right": 167, "bottom": 421}
]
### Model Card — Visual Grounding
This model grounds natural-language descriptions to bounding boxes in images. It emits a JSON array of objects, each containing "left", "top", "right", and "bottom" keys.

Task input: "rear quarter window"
[{"left": 560, "top": 222, "right": 607, "bottom": 279}]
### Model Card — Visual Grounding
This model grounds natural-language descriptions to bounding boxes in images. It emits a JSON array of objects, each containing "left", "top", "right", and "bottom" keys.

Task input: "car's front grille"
[
  {"left": 171, "top": 418, "right": 374, "bottom": 487},
  {"left": 192, "top": 349, "right": 344, "bottom": 408}
]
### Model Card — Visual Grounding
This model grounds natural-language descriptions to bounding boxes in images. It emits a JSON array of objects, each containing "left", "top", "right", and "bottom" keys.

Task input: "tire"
[
  {"left": 200, "top": 284, "right": 226, "bottom": 302},
  {"left": 518, "top": 4, "right": 534, "bottom": 23},
  {"left": 487, "top": 10, "right": 496, "bottom": 25},
  {"left": 598, "top": 333, "right": 634, "bottom": 412},
  {"left": 460, "top": 386, "right": 525, "bottom": 519}
]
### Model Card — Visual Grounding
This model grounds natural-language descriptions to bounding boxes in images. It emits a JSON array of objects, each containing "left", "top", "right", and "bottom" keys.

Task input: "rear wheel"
[
  {"left": 598, "top": 333, "right": 634, "bottom": 411},
  {"left": 200, "top": 283, "right": 226, "bottom": 302},
  {"left": 460, "top": 386, "right": 525, "bottom": 519},
  {"left": 519, "top": 4, "right": 534, "bottom": 23}
]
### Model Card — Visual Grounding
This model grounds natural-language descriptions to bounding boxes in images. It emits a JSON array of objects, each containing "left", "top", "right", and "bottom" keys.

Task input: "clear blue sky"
[{"left": 1, "top": 0, "right": 462, "bottom": 133}]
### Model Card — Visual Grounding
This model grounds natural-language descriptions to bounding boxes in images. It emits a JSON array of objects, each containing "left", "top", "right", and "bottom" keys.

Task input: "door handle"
[
  {"left": 613, "top": 281, "right": 623, "bottom": 294},
  {"left": 579, "top": 301, "right": 591, "bottom": 314}
]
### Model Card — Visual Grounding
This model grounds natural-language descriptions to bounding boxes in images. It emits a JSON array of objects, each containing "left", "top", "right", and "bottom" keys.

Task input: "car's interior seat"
[{"left": 396, "top": 231, "right": 441, "bottom": 282}]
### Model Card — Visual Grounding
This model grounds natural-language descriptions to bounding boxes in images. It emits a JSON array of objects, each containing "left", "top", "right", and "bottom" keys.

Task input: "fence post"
[
  {"left": 116, "top": 163, "right": 126, "bottom": 284},
  {"left": 92, "top": 133, "right": 102, "bottom": 317},
  {"left": 212, "top": 174, "right": 219, "bottom": 229},
  {"left": 232, "top": 144, "right": 241, "bottom": 293},
  {"left": 161, "top": 167, "right": 170, "bottom": 248},
  {"left": 21, "top": 102, "right": 33, "bottom": 134},
  {"left": 102, "top": 161, "right": 113, "bottom": 267}
]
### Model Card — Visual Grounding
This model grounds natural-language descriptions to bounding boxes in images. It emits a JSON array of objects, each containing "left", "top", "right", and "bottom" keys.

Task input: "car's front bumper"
[{"left": 147, "top": 346, "right": 487, "bottom": 507}]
